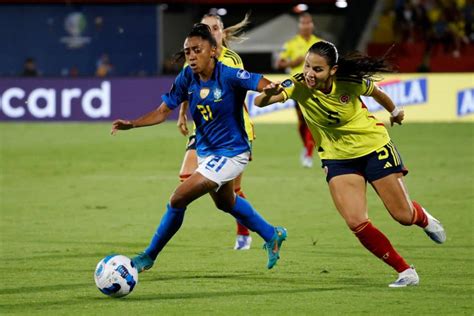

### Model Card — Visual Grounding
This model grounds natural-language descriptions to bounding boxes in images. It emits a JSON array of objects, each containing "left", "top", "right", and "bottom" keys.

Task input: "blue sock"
[
  {"left": 145, "top": 204, "right": 186, "bottom": 260},
  {"left": 229, "top": 196, "right": 275, "bottom": 241}
]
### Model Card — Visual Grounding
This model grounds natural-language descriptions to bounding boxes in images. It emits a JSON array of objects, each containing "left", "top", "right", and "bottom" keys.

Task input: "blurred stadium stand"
[
  {"left": 0, "top": 0, "right": 472, "bottom": 76},
  {"left": 367, "top": 0, "right": 474, "bottom": 72}
]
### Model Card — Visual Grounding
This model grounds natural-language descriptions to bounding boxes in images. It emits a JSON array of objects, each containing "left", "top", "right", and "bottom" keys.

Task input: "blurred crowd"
[{"left": 373, "top": 0, "right": 473, "bottom": 57}]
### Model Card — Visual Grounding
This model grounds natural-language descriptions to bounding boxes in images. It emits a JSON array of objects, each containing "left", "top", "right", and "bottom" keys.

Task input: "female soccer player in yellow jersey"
[
  {"left": 176, "top": 13, "right": 255, "bottom": 250},
  {"left": 255, "top": 41, "right": 446, "bottom": 287}
]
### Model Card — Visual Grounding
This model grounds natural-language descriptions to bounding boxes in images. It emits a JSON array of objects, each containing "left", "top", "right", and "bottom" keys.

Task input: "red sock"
[
  {"left": 298, "top": 122, "right": 306, "bottom": 145},
  {"left": 303, "top": 127, "right": 315, "bottom": 157},
  {"left": 234, "top": 188, "right": 250, "bottom": 236},
  {"left": 411, "top": 200, "right": 428, "bottom": 228},
  {"left": 353, "top": 221, "right": 410, "bottom": 273}
]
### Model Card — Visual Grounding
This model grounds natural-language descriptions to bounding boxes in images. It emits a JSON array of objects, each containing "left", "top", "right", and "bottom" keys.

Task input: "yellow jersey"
[
  {"left": 279, "top": 34, "right": 322, "bottom": 75},
  {"left": 281, "top": 74, "right": 390, "bottom": 159}
]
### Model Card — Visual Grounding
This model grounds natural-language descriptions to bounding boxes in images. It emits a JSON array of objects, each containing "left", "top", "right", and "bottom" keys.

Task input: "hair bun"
[{"left": 192, "top": 23, "right": 211, "bottom": 33}]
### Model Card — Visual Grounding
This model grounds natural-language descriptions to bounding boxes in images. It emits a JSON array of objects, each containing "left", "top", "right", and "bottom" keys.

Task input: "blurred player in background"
[
  {"left": 256, "top": 41, "right": 446, "bottom": 287},
  {"left": 277, "top": 12, "right": 322, "bottom": 168},
  {"left": 177, "top": 13, "right": 256, "bottom": 250},
  {"left": 111, "top": 23, "right": 287, "bottom": 273}
]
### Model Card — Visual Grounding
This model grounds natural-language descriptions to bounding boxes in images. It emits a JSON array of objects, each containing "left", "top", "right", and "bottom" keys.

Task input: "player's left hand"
[
  {"left": 390, "top": 110, "right": 405, "bottom": 126},
  {"left": 177, "top": 113, "right": 189, "bottom": 136}
]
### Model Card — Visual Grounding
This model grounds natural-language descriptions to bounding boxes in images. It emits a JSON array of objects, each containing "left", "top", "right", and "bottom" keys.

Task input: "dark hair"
[
  {"left": 174, "top": 23, "right": 217, "bottom": 63},
  {"left": 308, "top": 41, "right": 394, "bottom": 80}
]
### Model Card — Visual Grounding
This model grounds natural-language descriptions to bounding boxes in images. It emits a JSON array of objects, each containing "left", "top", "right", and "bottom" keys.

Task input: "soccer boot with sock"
[
  {"left": 263, "top": 226, "right": 287, "bottom": 269},
  {"left": 131, "top": 252, "right": 154, "bottom": 273},
  {"left": 234, "top": 234, "right": 252, "bottom": 250},
  {"left": 389, "top": 265, "right": 419, "bottom": 288},
  {"left": 422, "top": 207, "right": 446, "bottom": 244}
]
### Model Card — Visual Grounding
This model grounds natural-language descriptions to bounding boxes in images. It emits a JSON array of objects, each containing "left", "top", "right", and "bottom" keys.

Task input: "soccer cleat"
[
  {"left": 131, "top": 252, "right": 154, "bottom": 273},
  {"left": 303, "top": 156, "right": 313, "bottom": 168},
  {"left": 422, "top": 208, "right": 446, "bottom": 244},
  {"left": 234, "top": 234, "right": 252, "bottom": 250},
  {"left": 389, "top": 265, "right": 419, "bottom": 288},
  {"left": 300, "top": 148, "right": 307, "bottom": 166},
  {"left": 263, "top": 226, "right": 287, "bottom": 269}
]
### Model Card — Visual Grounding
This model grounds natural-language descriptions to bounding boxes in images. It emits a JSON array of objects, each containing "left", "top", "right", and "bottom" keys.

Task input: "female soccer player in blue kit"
[
  {"left": 111, "top": 23, "right": 287, "bottom": 272},
  {"left": 177, "top": 13, "right": 256, "bottom": 250}
]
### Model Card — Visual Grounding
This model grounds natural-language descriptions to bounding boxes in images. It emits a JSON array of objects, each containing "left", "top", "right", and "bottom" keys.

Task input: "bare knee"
[
  {"left": 214, "top": 199, "right": 234, "bottom": 213},
  {"left": 169, "top": 192, "right": 189, "bottom": 209},
  {"left": 345, "top": 217, "right": 369, "bottom": 231}
]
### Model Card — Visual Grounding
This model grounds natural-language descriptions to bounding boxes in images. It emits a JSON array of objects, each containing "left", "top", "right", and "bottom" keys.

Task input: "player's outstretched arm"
[
  {"left": 111, "top": 102, "right": 173, "bottom": 135},
  {"left": 254, "top": 81, "right": 285, "bottom": 108},
  {"left": 370, "top": 85, "right": 404, "bottom": 126}
]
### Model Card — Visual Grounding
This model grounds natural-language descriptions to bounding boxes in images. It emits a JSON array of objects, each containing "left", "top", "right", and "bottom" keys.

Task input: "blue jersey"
[{"left": 162, "top": 62, "right": 262, "bottom": 157}]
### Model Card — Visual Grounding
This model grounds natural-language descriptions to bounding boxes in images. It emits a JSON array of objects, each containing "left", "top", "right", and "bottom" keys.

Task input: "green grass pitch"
[{"left": 1, "top": 122, "right": 472, "bottom": 314}]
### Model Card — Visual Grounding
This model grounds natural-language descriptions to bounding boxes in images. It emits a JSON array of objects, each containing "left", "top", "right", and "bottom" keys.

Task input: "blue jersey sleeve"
[
  {"left": 161, "top": 69, "right": 189, "bottom": 110},
  {"left": 225, "top": 66, "right": 263, "bottom": 92}
]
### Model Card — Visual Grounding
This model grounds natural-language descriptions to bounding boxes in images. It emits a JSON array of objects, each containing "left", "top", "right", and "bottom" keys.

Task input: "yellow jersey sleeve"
[
  {"left": 362, "top": 78, "right": 375, "bottom": 96},
  {"left": 219, "top": 47, "right": 244, "bottom": 69},
  {"left": 280, "top": 78, "right": 297, "bottom": 102}
]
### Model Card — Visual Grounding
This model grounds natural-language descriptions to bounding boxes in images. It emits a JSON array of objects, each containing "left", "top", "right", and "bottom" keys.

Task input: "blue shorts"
[{"left": 321, "top": 141, "right": 408, "bottom": 183}]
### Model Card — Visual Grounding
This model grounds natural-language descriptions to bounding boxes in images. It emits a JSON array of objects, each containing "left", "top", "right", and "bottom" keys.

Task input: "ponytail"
[{"left": 308, "top": 41, "right": 394, "bottom": 80}]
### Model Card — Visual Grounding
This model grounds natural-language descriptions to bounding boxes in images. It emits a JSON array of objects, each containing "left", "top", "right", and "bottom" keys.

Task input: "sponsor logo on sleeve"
[
  {"left": 281, "top": 79, "right": 293, "bottom": 88},
  {"left": 236, "top": 69, "right": 251, "bottom": 80}
]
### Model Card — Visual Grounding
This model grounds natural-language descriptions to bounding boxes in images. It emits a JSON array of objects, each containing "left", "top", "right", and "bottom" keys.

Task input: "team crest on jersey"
[
  {"left": 200, "top": 88, "right": 210, "bottom": 99},
  {"left": 281, "top": 79, "right": 293, "bottom": 88},
  {"left": 236, "top": 69, "right": 251, "bottom": 80},
  {"left": 213, "top": 88, "right": 222, "bottom": 100},
  {"left": 339, "top": 94, "right": 350, "bottom": 104}
]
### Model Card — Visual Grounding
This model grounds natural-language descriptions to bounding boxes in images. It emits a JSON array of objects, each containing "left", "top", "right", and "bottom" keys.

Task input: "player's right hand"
[
  {"left": 177, "top": 113, "right": 189, "bottom": 136},
  {"left": 263, "top": 81, "right": 283, "bottom": 96},
  {"left": 390, "top": 110, "right": 405, "bottom": 126},
  {"left": 111, "top": 119, "right": 133, "bottom": 135}
]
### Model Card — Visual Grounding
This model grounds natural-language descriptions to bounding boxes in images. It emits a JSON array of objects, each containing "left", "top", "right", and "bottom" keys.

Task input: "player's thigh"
[
  {"left": 209, "top": 181, "right": 236, "bottom": 212},
  {"left": 170, "top": 172, "right": 217, "bottom": 208},
  {"left": 328, "top": 174, "right": 368, "bottom": 229},
  {"left": 179, "top": 149, "right": 198, "bottom": 176},
  {"left": 371, "top": 173, "right": 413, "bottom": 225},
  {"left": 233, "top": 173, "right": 243, "bottom": 190}
]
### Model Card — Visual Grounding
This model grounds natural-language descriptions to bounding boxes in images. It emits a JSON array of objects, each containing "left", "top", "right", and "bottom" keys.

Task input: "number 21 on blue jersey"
[{"left": 197, "top": 105, "right": 213, "bottom": 121}]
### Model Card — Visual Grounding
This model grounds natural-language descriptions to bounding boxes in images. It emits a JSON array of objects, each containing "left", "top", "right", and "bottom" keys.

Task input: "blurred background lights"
[
  {"left": 293, "top": 3, "right": 308, "bottom": 13},
  {"left": 216, "top": 8, "right": 227, "bottom": 16},
  {"left": 335, "top": 0, "right": 348, "bottom": 9}
]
